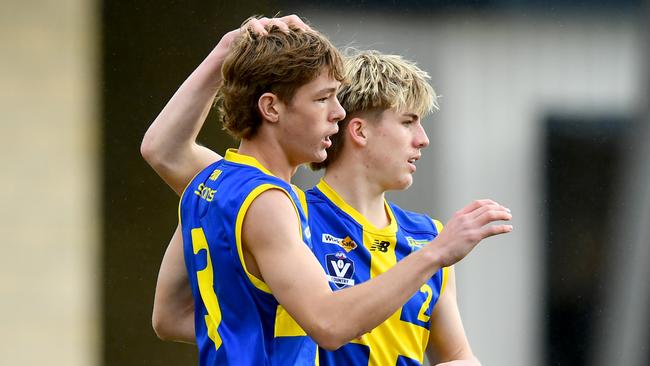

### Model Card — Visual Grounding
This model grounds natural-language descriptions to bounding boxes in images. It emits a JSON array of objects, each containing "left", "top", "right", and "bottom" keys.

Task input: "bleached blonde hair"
[{"left": 311, "top": 50, "right": 438, "bottom": 170}]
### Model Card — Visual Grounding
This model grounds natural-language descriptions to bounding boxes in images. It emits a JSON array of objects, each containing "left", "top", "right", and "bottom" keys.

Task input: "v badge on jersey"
[{"left": 325, "top": 252, "right": 355, "bottom": 289}]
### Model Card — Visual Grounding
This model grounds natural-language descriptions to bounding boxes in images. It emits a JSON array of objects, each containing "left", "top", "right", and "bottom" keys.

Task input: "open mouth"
[
  {"left": 407, "top": 155, "right": 420, "bottom": 171},
  {"left": 323, "top": 135, "right": 333, "bottom": 148},
  {"left": 408, "top": 160, "right": 416, "bottom": 171},
  {"left": 408, "top": 155, "right": 421, "bottom": 164}
]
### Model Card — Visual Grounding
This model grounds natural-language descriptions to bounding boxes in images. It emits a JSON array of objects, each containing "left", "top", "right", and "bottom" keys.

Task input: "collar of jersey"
[
  {"left": 316, "top": 179, "right": 397, "bottom": 235},
  {"left": 224, "top": 149, "right": 275, "bottom": 177}
]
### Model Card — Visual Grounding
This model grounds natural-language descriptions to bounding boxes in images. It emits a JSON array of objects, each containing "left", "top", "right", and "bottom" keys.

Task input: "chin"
[
  {"left": 388, "top": 176, "right": 413, "bottom": 191},
  {"left": 313, "top": 149, "right": 328, "bottom": 163}
]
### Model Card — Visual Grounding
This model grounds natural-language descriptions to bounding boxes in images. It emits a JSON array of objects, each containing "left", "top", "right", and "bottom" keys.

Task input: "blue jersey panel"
[{"left": 180, "top": 149, "right": 316, "bottom": 366}]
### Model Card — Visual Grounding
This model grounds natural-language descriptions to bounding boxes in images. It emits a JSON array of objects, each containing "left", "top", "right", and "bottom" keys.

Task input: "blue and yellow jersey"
[
  {"left": 179, "top": 149, "right": 317, "bottom": 366},
  {"left": 306, "top": 180, "right": 449, "bottom": 366}
]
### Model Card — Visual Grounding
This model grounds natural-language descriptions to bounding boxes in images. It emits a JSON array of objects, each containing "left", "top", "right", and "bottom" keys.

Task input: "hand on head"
[
  {"left": 244, "top": 14, "right": 313, "bottom": 36},
  {"left": 216, "top": 15, "right": 312, "bottom": 56}
]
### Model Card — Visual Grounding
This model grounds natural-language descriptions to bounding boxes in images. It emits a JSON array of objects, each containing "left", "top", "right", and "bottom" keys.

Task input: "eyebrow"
[
  {"left": 315, "top": 87, "right": 338, "bottom": 95},
  {"left": 402, "top": 113, "right": 419, "bottom": 120}
]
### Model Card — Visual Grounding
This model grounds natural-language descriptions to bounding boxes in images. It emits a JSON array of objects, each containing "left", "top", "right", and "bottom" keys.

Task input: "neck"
[
  {"left": 323, "top": 158, "right": 389, "bottom": 228},
  {"left": 238, "top": 138, "right": 297, "bottom": 182}
]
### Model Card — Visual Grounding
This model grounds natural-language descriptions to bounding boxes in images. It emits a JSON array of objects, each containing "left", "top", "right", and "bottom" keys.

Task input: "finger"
[
  {"left": 469, "top": 203, "right": 506, "bottom": 220},
  {"left": 476, "top": 209, "right": 512, "bottom": 227},
  {"left": 456, "top": 199, "right": 496, "bottom": 215},
  {"left": 266, "top": 18, "right": 290, "bottom": 33},
  {"left": 257, "top": 17, "right": 270, "bottom": 26},
  {"left": 243, "top": 18, "right": 268, "bottom": 36},
  {"left": 280, "top": 14, "right": 313, "bottom": 31},
  {"left": 478, "top": 224, "right": 513, "bottom": 239}
]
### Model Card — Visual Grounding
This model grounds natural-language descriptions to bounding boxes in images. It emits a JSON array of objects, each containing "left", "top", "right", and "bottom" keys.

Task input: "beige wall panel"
[{"left": 0, "top": 0, "right": 99, "bottom": 365}]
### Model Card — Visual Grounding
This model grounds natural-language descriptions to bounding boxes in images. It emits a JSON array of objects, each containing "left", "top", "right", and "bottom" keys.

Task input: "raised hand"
[
  {"left": 216, "top": 15, "right": 313, "bottom": 54},
  {"left": 433, "top": 199, "right": 513, "bottom": 267}
]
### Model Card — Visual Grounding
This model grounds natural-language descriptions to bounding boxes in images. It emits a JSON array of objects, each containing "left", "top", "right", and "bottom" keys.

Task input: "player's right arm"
[
  {"left": 140, "top": 16, "right": 311, "bottom": 196},
  {"left": 243, "top": 192, "right": 513, "bottom": 351},
  {"left": 145, "top": 16, "right": 315, "bottom": 344},
  {"left": 139, "top": 40, "right": 226, "bottom": 195}
]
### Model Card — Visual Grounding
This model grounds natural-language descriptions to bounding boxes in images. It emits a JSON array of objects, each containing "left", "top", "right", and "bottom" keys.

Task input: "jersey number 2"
[{"left": 417, "top": 284, "right": 433, "bottom": 323}]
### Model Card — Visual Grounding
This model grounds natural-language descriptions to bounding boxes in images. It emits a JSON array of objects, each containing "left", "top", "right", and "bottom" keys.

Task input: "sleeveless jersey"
[
  {"left": 306, "top": 180, "right": 449, "bottom": 366},
  {"left": 179, "top": 149, "right": 317, "bottom": 366}
]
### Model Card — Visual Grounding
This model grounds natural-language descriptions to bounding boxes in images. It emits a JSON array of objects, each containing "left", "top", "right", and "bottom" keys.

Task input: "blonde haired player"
[{"left": 142, "top": 15, "right": 511, "bottom": 366}]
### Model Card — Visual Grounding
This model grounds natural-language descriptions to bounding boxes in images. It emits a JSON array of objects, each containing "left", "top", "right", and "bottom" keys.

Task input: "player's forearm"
[
  {"left": 152, "top": 226, "right": 197, "bottom": 343},
  {"left": 140, "top": 46, "right": 226, "bottom": 192},
  {"left": 152, "top": 299, "right": 195, "bottom": 343},
  {"left": 152, "top": 263, "right": 196, "bottom": 344},
  {"left": 314, "top": 245, "right": 443, "bottom": 350}
]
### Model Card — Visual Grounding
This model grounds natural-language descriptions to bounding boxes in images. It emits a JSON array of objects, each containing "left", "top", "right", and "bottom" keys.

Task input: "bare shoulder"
[
  {"left": 242, "top": 188, "right": 302, "bottom": 249},
  {"left": 249, "top": 188, "right": 295, "bottom": 212}
]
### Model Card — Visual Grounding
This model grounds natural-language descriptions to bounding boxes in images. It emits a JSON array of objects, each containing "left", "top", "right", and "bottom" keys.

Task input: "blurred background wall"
[
  {"left": 0, "top": 0, "right": 100, "bottom": 364},
  {"left": 292, "top": 2, "right": 648, "bottom": 365},
  {"left": 1, "top": 1, "right": 647, "bottom": 365}
]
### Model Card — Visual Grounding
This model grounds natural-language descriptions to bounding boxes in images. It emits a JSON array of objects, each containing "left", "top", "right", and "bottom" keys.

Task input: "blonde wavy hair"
[
  {"left": 217, "top": 23, "right": 345, "bottom": 139},
  {"left": 311, "top": 50, "right": 438, "bottom": 170}
]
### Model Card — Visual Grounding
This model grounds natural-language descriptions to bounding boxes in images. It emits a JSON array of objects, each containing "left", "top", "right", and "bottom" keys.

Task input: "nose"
[
  {"left": 415, "top": 124, "right": 430, "bottom": 148},
  {"left": 330, "top": 96, "right": 346, "bottom": 123}
]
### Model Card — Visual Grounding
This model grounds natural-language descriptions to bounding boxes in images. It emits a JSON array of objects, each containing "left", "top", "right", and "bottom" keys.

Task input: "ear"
[
  {"left": 257, "top": 92, "right": 281, "bottom": 123},
  {"left": 347, "top": 117, "right": 369, "bottom": 147}
]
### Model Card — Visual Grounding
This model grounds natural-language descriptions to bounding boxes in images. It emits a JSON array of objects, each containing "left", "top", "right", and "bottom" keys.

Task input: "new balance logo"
[{"left": 370, "top": 240, "right": 390, "bottom": 253}]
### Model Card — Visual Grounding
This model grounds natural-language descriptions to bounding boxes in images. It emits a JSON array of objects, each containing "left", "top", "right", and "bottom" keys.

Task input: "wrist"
[
  {"left": 209, "top": 42, "right": 229, "bottom": 59},
  {"left": 191, "top": 47, "right": 227, "bottom": 90},
  {"left": 420, "top": 243, "right": 445, "bottom": 270},
  {"left": 205, "top": 46, "right": 228, "bottom": 70}
]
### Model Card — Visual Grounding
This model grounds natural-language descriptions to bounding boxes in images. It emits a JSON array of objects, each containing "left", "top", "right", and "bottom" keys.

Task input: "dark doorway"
[{"left": 543, "top": 117, "right": 632, "bottom": 366}]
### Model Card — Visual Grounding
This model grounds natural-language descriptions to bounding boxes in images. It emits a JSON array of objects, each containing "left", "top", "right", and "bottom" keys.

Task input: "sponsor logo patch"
[
  {"left": 325, "top": 252, "right": 355, "bottom": 288},
  {"left": 321, "top": 233, "right": 358, "bottom": 252},
  {"left": 194, "top": 183, "right": 216, "bottom": 202},
  {"left": 339, "top": 236, "right": 358, "bottom": 251},
  {"left": 322, "top": 233, "right": 342, "bottom": 245},
  {"left": 406, "top": 236, "right": 430, "bottom": 252}
]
